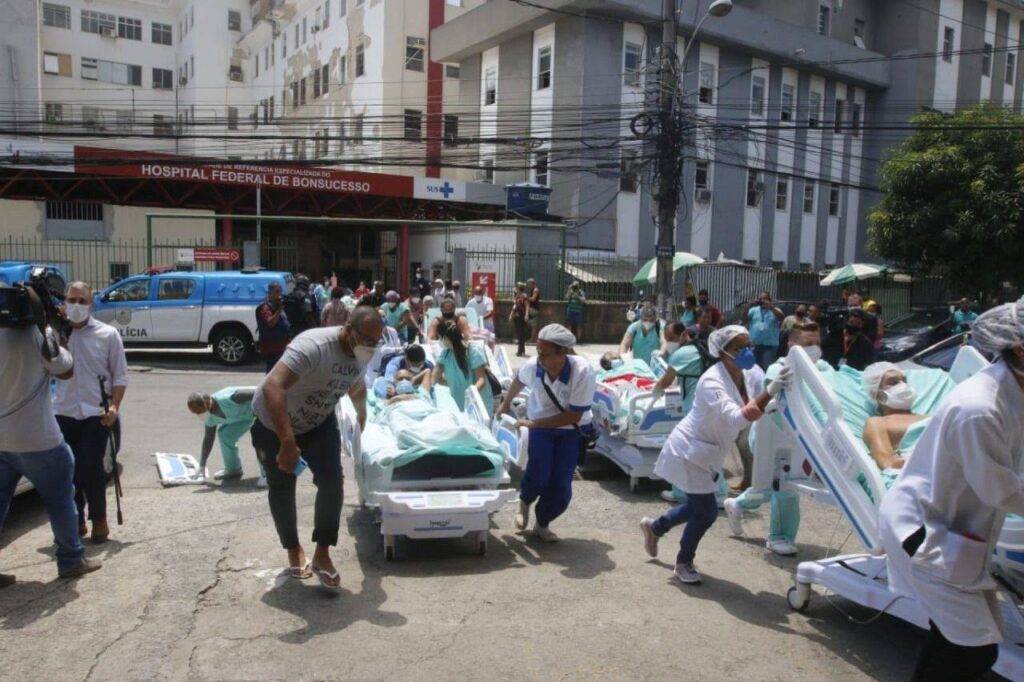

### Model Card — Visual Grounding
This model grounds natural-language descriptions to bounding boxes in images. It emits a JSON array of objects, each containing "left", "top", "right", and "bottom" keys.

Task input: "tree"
[{"left": 868, "top": 104, "right": 1024, "bottom": 296}]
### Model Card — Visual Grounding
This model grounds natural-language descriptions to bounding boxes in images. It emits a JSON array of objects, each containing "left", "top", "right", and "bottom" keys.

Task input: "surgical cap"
[
  {"left": 862, "top": 361, "right": 903, "bottom": 400},
  {"left": 538, "top": 323, "right": 576, "bottom": 348},
  {"left": 708, "top": 324, "right": 748, "bottom": 358},
  {"left": 385, "top": 290, "right": 399, "bottom": 301},
  {"left": 973, "top": 297, "right": 1024, "bottom": 354}
]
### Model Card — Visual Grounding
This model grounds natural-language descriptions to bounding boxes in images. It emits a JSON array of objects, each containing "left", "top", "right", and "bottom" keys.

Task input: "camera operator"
[
  {"left": 54, "top": 282, "right": 128, "bottom": 544},
  {"left": 0, "top": 278, "right": 101, "bottom": 586}
]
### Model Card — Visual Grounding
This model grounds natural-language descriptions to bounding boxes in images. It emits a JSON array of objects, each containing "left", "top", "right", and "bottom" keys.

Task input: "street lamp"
[{"left": 654, "top": 0, "right": 732, "bottom": 320}]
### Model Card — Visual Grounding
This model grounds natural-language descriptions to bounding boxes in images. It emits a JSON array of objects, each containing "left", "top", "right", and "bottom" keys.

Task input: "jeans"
[
  {"left": 57, "top": 416, "right": 110, "bottom": 522},
  {"left": 520, "top": 428, "right": 580, "bottom": 527},
  {"left": 250, "top": 416, "right": 343, "bottom": 549},
  {"left": 651, "top": 491, "right": 718, "bottom": 564},
  {"left": 752, "top": 345, "right": 778, "bottom": 371},
  {"left": 513, "top": 317, "right": 529, "bottom": 355},
  {"left": 263, "top": 351, "right": 284, "bottom": 374},
  {"left": 0, "top": 443, "right": 86, "bottom": 571},
  {"left": 913, "top": 622, "right": 998, "bottom": 681}
]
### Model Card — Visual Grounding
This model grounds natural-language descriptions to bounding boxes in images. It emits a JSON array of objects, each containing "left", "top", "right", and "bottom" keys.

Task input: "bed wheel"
[
  {"left": 787, "top": 585, "right": 810, "bottom": 613},
  {"left": 384, "top": 535, "right": 396, "bottom": 561},
  {"left": 629, "top": 477, "right": 641, "bottom": 494}
]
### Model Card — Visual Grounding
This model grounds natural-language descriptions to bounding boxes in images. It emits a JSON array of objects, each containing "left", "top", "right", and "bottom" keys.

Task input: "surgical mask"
[
  {"left": 407, "top": 363, "right": 423, "bottom": 373},
  {"left": 411, "top": 297, "right": 421, "bottom": 304},
  {"left": 802, "top": 345, "right": 823, "bottom": 363},
  {"left": 354, "top": 345, "right": 376, "bottom": 365},
  {"left": 395, "top": 380, "right": 415, "bottom": 395},
  {"left": 611, "top": 358, "right": 624, "bottom": 369},
  {"left": 193, "top": 409, "right": 208, "bottom": 422},
  {"left": 642, "top": 321, "right": 655, "bottom": 331},
  {"left": 727, "top": 347, "right": 757, "bottom": 370},
  {"left": 388, "top": 302, "right": 398, "bottom": 309},
  {"left": 666, "top": 342, "right": 681, "bottom": 354},
  {"left": 880, "top": 382, "right": 916, "bottom": 411},
  {"left": 66, "top": 303, "right": 90, "bottom": 324}
]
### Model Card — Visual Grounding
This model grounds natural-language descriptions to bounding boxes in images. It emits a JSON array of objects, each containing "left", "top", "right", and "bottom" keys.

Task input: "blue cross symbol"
[{"left": 439, "top": 181, "right": 454, "bottom": 198}]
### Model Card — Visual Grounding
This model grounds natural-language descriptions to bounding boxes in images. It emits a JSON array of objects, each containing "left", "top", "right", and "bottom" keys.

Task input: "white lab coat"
[
  {"left": 879, "top": 361, "right": 1024, "bottom": 647},
  {"left": 654, "top": 362, "right": 765, "bottom": 494}
]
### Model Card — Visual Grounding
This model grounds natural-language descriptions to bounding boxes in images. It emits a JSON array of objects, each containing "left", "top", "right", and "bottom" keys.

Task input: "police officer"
[{"left": 495, "top": 324, "right": 596, "bottom": 542}]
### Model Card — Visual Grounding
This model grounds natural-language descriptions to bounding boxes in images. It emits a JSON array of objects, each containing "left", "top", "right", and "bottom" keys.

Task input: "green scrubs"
[
  {"left": 205, "top": 386, "right": 257, "bottom": 472},
  {"left": 626, "top": 321, "right": 661, "bottom": 367},
  {"left": 439, "top": 345, "right": 493, "bottom": 415}
]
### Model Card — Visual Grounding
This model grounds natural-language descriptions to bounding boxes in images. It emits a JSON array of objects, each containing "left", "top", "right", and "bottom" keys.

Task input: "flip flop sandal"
[
  {"left": 311, "top": 565, "right": 340, "bottom": 589},
  {"left": 287, "top": 561, "right": 312, "bottom": 579}
]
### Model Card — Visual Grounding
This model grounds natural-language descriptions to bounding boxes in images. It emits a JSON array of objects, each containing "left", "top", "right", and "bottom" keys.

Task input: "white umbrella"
[{"left": 819, "top": 263, "right": 889, "bottom": 287}]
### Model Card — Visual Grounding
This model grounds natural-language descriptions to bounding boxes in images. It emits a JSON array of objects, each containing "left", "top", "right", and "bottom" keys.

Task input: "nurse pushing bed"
[{"left": 638, "top": 325, "right": 792, "bottom": 585}]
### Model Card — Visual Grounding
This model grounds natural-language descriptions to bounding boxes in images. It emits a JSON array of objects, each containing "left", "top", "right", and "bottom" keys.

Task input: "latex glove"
[{"left": 767, "top": 365, "right": 794, "bottom": 397}]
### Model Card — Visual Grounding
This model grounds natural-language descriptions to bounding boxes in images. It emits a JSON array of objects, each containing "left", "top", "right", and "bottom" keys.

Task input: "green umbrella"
[
  {"left": 819, "top": 263, "right": 889, "bottom": 287},
  {"left": 633, "top": 252, "right": 706, "bottom": 286}
]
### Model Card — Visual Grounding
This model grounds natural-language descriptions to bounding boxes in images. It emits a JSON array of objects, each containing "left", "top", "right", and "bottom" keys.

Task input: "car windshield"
[
  {"left": 887, "top": 309, "right": 950, "bottom": 331},
  {"left": 912, "top": 334, "right": 992, "bottom": 371}
]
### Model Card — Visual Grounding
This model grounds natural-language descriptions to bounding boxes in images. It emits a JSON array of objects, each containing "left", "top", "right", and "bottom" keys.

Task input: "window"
[
  {"left": 82, "top": 106, "right": 100, "bottom": 128},
  {"left": 1007, "top": 52, "right": 1017, "bottom": 85},
  {"left": 43, "top": 3, "right": 70, "bottom": 29},
  {"left": 340, "top": 0, "right": 346, "bottom": 16},
  {"left": 482, "top": 158, "right": 495, "bottom": 183},
  {"left": 336, "top": 122, "right": 345, "bottom": 152},
  {"left": 484, "top": 67, "right": 497, "bottom": 105},
  {"left": 781, "top": 84, "right": 794, "bottom": 122},
  {"left": 82, "top": 58, "right": 142, "bottom": 86},
  {"left": 695, "top": 160, "right": 710, "bottom": 191},
  {"left": 152, "top": 68, "right": 173, "bottom": 89},
  {"left": 227, "top": 106, "right": 238, "bottom": 130},
  {"left": 322, "top": 64, "right": 330, "bottom": 94},
  {"left": 313, "top": 67, "right": 321, "bottom": 97},
  {"left": 302, "top": 17, "right": 307, "bottom": 43},
  {"left": 817, "top": 4, "right": 830, "bottom": 36},
  {"left": 269, "top": 95, "right": 274, "bottom": 119},
  {"left": 323, "top": 1, "right": 331, "bottom": 28},
  {"left": 355, "top": 43, "right": 365, "bottom": 77},
  {"left": 404, "top": 109, "right": 422, "bottom": 140},
  {"left": 829, "top": 183, "right": 841, "bottom": 216},
  {"left": 229, "top": 63, "right": 243, "bottom": 81},
  {"left": 536, "top": 45, "right": 552, "bottom": 90},
  {"left": 699, "top": 62, "right": 715, "bottom": 104},
  {"left": 746, "top": 170, "right": 763, "bottom": 207},
  {"left": 108, "top": 280, "right": 151, "bottom": 301},
  {"left": 44, "top": 103, "right": 63, "bottom": 123},
  {"left": 300, "top": 77, "right": 307, "bottom": 105},
  {"left": 228, "top": 9, "right": 241, "bottom": 31},
  {"left": 81, "top": 10, "right": 116, "bottom": 34},
  {"left": 834, "top": 98, "right": 845, "bottom": 134},
  {"left": 118, "top": 16, "right": 141, "bottom": 40},
  {"left": 446, "top": 64, "right": 460, "bottom": 78},
  {"left": 750, "top": 75, "right": 766, "bottom": 116},
  {"left": 282, "top": 31, "right": 287, "bottom": 58},
  {"left": 534, "top": 150, "right": 549, "bottom": 186},
  {"left": 153, "top": 114, "right": 173, "bottom": 137},
  {"left": 808, "top": 91, "right": 822, "bottom": 128},
  {"left": 82, "top": 57, "right": 97, "bottom": 80},
  {"left": 406, "top": 36, "right": 425, "bottom": 72},
  {"left": 189, "top": 56, "right": 193, "bottom": 78},
  {"left": 443, "top": 114, "right": 458, "bottom": 146},
  {"left": 620, "top": 148, "right": 639, "bottom": 192},
  {"left": 943, "top": 27, "right": 955, "bottom": 62},
  {"left": 354, "top": 114, "right": 364, "bottom": 143},
  {"left": 775, "top": 177, "right": 789, "bottom": 211},
  {"left": 854, "top": 18, "right": 866, "bottom": 45},
  {"left": 803, "top": 181, "right": 815, "bottom": 213},
  {"left": 447, "top": 0, "right": 462, "bottom": 5},
  {"left": 255, "top": 53, "right": 259, "bottom": 78},
  {"left": 294, "top": 24, "right": 299, "bottom": 46},
  {"left": 158, "top": 279, "right": 196, "bottom": 301},
  {"left": 983, "top": 42, "right": 993, "bottom": 77},
  {"left": 851, "top": 102, "right": 861, "bottom": 136},
  {"left": 290, "top": 81, "right": 299, "bottom": 109},
  {"left": 42, "top": 53, "right": 64, "bottom": 75},
  {"left": 356, "top": 0, "right": 364, "bottom": 6},
  {"left": 339, "top": 55, "right": 347, "bottom": 83},
  {"left": 110, "top": 263, "right": 130, "bottom": 282},
  {"left": 624, "top": 42, "right": 642, "bottom": 87},
  {"left": 152, "top": 22, "right": 172, "bottom": 45}
]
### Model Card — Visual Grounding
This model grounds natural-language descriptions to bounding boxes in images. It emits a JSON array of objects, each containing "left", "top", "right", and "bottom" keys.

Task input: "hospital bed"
[
  {"left": 337, "top": 384, "right": 527, "bottom": 560},
  {"left": 590, "top": 357, "right": 684, "bottom": 492},
  {"left": 763, "top": 346, "right": 1024, "bottom": 679}
]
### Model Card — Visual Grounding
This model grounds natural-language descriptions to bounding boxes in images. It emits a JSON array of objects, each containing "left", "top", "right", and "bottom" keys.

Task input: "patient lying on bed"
[{"left": 860, "top": 363, "right": 927, "bottom": 472}]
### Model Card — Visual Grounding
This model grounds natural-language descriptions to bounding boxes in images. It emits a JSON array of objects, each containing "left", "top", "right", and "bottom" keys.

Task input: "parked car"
[
  {"left": 878, "top": 307, "right": 956, "bottom": 362},
  {"left": 93, "top": 269, "right": 294, "bottom": 365},
  {"left": 898, "top": 331, "right": 992, "bottom": 373},
  {"left": 0, "top": 261, "right": 68, "bottom": 292}
]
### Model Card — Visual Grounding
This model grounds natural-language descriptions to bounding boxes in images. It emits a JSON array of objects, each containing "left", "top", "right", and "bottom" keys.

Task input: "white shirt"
[
  {"left": 879, "top": 361, "right": 1024, "bottom": 646},
  {"left": 654, "top": 362, "right": 765, "bottom": 494},
  {"left": 466, "top": 295, "right": 495, "bottom": 331},
  {"left": 517, "top": 355, "right": 595, "bottom": 429},
  {"left": 54, "top": 316, "right": 129, "bottom": 420}
]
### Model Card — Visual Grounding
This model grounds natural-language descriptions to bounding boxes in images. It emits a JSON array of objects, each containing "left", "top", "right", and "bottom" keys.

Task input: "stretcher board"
[
  {"left": 154, "top": 453, "right": 206, "bottom": 486},
  {"left": 492, "top": 414, "right": 529, "bottom": 470}
]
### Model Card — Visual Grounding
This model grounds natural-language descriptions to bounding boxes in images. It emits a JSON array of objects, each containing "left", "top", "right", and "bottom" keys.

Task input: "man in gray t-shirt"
[{"left": 250, "top": 306, "right": 382, "bottom": 589}]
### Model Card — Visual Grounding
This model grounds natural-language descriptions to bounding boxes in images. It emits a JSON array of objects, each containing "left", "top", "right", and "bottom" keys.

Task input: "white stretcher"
[
  {"left": 766, "top": 346, "right": 1024, "bottom": 679},
  {"left": 590, "top": 357, "right": 684, "bottom": 492},
  {"left": 154, "top": 453, "right": 207, "bottom": 486},
  {"left": 338, "top": 386, "right": 526, "bottom": 560}
]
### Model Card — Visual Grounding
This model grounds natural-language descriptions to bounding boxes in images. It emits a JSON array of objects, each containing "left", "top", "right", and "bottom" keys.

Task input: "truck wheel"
[{"left": 211, "top": 326, "right": 251, "bottom": 366}]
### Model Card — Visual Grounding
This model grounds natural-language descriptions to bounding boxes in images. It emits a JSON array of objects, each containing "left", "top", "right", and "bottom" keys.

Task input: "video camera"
[{"left": 0, "top": 266, "right": 67, "bottom": 333}]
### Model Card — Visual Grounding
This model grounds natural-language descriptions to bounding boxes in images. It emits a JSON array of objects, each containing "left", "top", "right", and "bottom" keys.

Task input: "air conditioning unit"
[
  {"left": 695, "top": 188, "right": 713, "bottom": 203},
  {"left": 100, "top": 26, "right": 116, "bottom": 38},
  {"left": 229, "top": 68, "right": 244, "bottom": 82},
  {"left": 311, "top": 23, "right": 320, "bottom": 32},
  {"left": 179, "top": 76, "right": 188, "bottom": 86}
]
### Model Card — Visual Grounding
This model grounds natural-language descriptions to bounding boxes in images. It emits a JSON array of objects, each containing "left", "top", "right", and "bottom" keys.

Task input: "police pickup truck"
[{"left": 93, "top": 269, "right": 293, "bottom": 366}]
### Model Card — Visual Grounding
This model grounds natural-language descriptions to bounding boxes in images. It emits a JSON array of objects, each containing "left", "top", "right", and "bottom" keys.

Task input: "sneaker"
[
  {"left": 214, "top": 468, "right": 243, "bottom": 481},
  {"left": 514, "top": 500, "right": 531, "bottom": 531},
  {"left": 766, "top": 539, "right": 798, "bottom": 556},
  {"left": 660, "top": 490, "right": 681, "bottom": 503},
  {"left": 673, "top": 562, "right": 702, "bottom": 585},
  {"left": 58, "top": 557, "right": 102, "bottom": 579},
  {"left": 640, "top": 517, "right": 659, "bottom": 558},
  {"left": 255, "top": 476, "right": 268, "bottom": 489},
  {"left": 532, "top": 524, "right": 559, "bottom": 543},
  {"left": 723, "top": 498, "right": 744, "bottom": 537}
]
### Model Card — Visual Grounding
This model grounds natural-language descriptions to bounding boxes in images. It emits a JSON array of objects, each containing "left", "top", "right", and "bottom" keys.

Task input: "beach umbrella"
[
  {"left": 819, "top": 263, "right": 889, "bottom": 287},
  {"left": 633, "top": 252, "right": 706, "bottom": 286}
]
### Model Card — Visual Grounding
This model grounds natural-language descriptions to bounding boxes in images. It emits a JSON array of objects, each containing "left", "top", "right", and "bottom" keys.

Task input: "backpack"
[{"left": 283, "top": 290, "right": 314, "bottom": 333}]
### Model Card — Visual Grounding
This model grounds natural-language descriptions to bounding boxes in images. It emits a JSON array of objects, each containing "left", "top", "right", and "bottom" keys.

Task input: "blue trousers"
[
  {"left": 521, "top": 428, "right": 580, "bottom": 527},
  {"left": 0, "top": 443, "right": 86, "bottom": 571},
  {"left": 652, "top": 491, "right": 718, "bottom": 564},
  {"left": 753, "top": 345, "right": 778, "bottom": 371}
]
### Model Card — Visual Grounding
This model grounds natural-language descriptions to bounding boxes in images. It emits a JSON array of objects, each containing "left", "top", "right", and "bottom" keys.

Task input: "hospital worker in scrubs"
[
  {"left": 495, "top": 324, "right": 596, "bottom": 542},
  {"left": 187, "top": 388, "right": 267, "bottom": 489},
  {"left": 639, "top": 325, "right": 791, "bottom": 584},
  {"left": 878, "top": 298, "right": 1024, "bottom": 681},
  {"left": 724, "top": 321, "right": 831, "bottom": 556},
  {"left": 618, "top": 304, "right": 662, "bottom": 367}
]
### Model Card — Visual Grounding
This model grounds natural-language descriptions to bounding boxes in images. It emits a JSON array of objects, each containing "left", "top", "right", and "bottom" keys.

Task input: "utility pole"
[{"left": 653, "top": 0, "right": 681, "bottom": 321}]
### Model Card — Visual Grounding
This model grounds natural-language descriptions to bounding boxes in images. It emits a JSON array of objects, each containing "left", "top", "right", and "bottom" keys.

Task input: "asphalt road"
[{"left": 0, "top": 344, "right": 969, "bottom": 680}]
